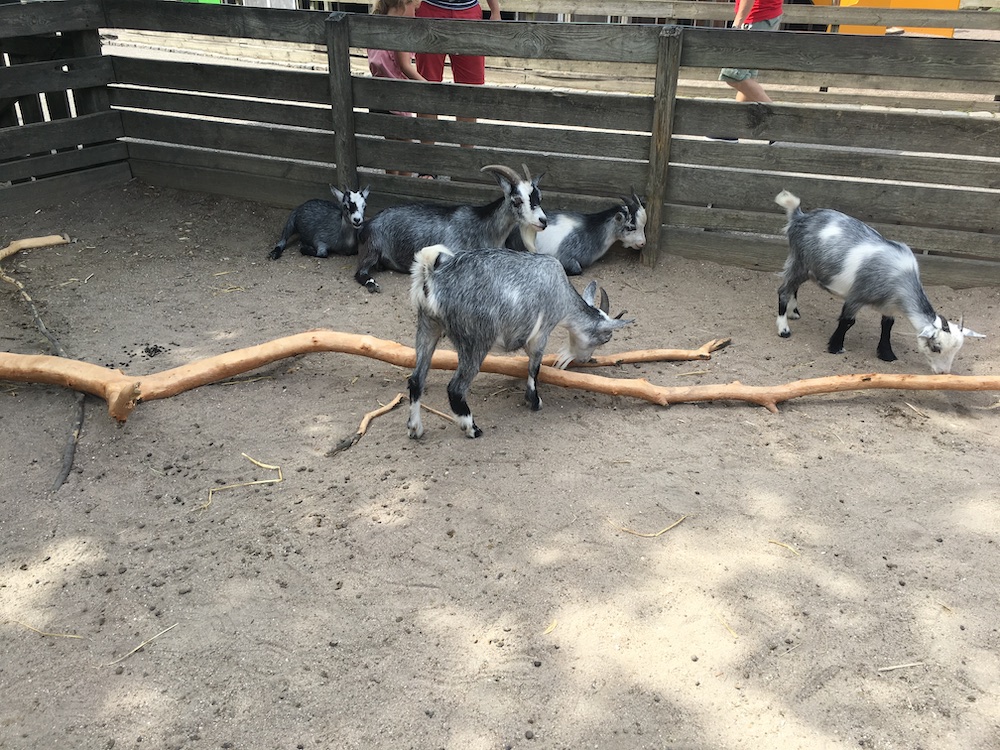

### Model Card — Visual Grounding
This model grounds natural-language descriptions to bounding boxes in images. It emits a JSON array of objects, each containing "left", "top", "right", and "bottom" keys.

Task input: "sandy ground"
[{"left": 2, "top": 180, "right": 1000, "bottom": 750}]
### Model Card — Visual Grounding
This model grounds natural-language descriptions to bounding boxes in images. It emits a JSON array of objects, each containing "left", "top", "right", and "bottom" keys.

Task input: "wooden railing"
[{"left": 2, "top": 0, "right": 999, "bottom": 287}]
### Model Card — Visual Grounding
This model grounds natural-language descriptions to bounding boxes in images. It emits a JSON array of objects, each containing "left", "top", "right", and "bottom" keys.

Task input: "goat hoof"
[
  {"left": 828, "top": 347, "right": 846, "bottom": 355},
  {"left": 468, "top": 426, "right": 483, "bottom": 438},
  {"left": 779, "top": 330, "right": 791, "bottom": 338},
  {"left": 878, "top": 351, "right": 898, "bottom": 362},
  {"left": 365, "top": 280, "right": 381, "bottom": 294},
  {"left": 788, "top": 311, "right": 801, "bottom": 320},
  {"left": 268, "top": 249, "right": 283, "bottom": 260}
]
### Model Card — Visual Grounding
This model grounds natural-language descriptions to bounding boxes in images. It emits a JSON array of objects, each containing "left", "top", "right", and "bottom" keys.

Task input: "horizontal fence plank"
[
  {"left": 355, "top": 111, "right": 650, "bottom": 161},
  {"left": 111, "top": 56, "right": 330, "bottom": 104},
  {"left": 665, "top": 205, "right": 1000, "bottom": 260},
  {"left": 680, "top": 28, "right": 1000, "bottom": 82},
  {"left": 349, "top": 15, "right": 664, "bottom": 63},
  {"left": 0, "top": 56, "right": 114, "bottom": 101},
  {"left": 664, "top": 164, "right": 1000, "bottom": 233},
  {"left": 0, "top": 0, "right": 104, "bottom": 40},
  {"left": 503, "top": 0, "right": 1000, "bottom": 30},
  {"left": 103, "top": 0, "right": 327, "bottom": 45},
  {"left": 0, "top": 163, "right": 132, "bottom": 218},
  {"left": 674, "top": 99, "right": 1000, "bottom": 158},
  {"left": 355, "top": 136, "right": 647, "bottom": 197},
  {"left": 0, "top": 142, "right": 129, "bottom": 185},
  {"left": 662, "top": 226, "right": 1000, "bottom": 288},
  {"left": 671, "top": 139, "right": 1000, "bottom": 193},
  {"left": 119, "top": 111, "right": 337, "bottom": 163},
  {"left": 109, "top": 87, "right": 333, "bottom": 131},
  {"left": 0, "top": 112, "right": 125, "bottom": 158},
  {"left": 353, "top": 76, "right": 654, "bottom": 130}
]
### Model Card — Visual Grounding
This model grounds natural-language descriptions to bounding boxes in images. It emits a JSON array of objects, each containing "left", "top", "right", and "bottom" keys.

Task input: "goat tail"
[
  {"left": 410, "top": 244, "right": 454, "bottom": 313},
  {"left": 774, "top": 189, "right": 802, "bottom": 219}
]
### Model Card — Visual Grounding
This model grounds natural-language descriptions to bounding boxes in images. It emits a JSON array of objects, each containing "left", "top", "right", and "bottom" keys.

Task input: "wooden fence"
[{"left": 2, "top": 0, "right": 999, "bottom": 287}]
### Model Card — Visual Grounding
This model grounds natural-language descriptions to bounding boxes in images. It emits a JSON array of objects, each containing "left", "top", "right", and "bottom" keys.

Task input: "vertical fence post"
[
  {"left": 642, "top": 25, "right": 683, "bottom": 268},
  {"left": 326, "top": 11, "right": 359, "bottom": 189}
]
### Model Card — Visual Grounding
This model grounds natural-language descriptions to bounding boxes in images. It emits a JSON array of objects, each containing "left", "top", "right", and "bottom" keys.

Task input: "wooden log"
[
  {"left": 2, "top": 331, "right": 1000, "bottom": 423},
  {"left": 0, "top": 331, "right": 728, "bottom": 422}
]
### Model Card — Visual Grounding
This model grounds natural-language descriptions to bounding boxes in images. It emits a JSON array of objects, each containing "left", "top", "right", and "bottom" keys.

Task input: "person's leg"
[{"left": 726, "top": 76, "right": 772, "bottom": 103}]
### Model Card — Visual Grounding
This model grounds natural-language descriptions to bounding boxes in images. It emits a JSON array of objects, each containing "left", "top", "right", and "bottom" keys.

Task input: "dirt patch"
[{"left": 2, "top": 180, "right": 999, "bottom": 749}]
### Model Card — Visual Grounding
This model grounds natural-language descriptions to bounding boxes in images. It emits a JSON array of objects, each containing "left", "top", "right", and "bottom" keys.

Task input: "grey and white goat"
[
  {"left": 354, "top": 164, "right": 547, "bottom": 293},
  {"left": 268, "top": 185, "right": 370, "bottom": 260},
  {"left": 775, "top": 190, "right": 984, "bottom": 374},
  {"left": 506, "top": 193, "right": 647, "bottom": 275},
  {"left": 407, "top": 244, "right": 632, "bottom": 439}
]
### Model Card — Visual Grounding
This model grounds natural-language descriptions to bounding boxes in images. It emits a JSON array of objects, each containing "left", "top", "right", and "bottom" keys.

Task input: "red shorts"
[{"left": 414, "top": 3, "right": 486, "bottom": 85}]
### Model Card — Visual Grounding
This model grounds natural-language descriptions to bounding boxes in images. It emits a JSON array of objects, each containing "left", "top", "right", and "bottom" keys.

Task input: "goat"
[
  {"left": 507, "top": 193, "right": 647, "bottom": 275},
  {"left": 775, "top": 190, "right": 984, "bottom": 374},
  {"left": 354, "top": 164, "right": 547, "bottom": 293},
  {"left": 406, "top": 244, "right": 632, "bottom": 439},
  {"left": 268, "top": 185, "right": 370, "bottom": 260}
]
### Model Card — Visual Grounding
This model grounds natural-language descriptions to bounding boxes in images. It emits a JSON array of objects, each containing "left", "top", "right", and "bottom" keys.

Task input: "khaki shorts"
[{"left": 720, "top": 16, "right": 782, "bottom": 83}]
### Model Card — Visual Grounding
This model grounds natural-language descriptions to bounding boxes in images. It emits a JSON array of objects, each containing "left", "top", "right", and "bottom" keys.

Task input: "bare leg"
[{"left": 725, "top": 78, "right": 772, "bottom": 103}]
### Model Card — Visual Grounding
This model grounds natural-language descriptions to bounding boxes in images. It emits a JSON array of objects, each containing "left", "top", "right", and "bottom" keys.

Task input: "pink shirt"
[{"left": 367, "top": 48, "right": 416, "bottom": 117}]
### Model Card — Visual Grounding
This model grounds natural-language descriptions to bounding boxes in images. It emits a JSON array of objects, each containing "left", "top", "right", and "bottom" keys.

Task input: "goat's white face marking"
[
  {"left": 917, "top": 318, "right": 966, "bottom": 374},
  {"left": 533, "top": 216, "right": 580, "bottom": 256},
  {"left": 516, "top": 182, "right": 547, "bottom": 231},
  {"left": 619, "top": 206, "right": 647, "bottom": 249}
]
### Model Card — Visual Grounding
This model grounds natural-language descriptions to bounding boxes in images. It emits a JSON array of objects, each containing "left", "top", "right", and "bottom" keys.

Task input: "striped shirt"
[{"left": 418, "top": 0, "right": 482, "bottom": 10}]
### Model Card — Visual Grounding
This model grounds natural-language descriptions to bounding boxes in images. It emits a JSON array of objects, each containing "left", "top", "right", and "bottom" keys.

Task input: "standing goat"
[
  {"left": 354, "top": 164, "right": 546, "bottom": 293},
  {"left": 506, "top": 193, "right": 647, "bottom": 275},
  {"left": 775, "top": 190, "right": 984, "bottom": 373},
  {"left": 268, "top": 185, "right": 370, "bottom": 260},
  {"left": 407, "top": 244, "right": 632, "bottom": 439}
]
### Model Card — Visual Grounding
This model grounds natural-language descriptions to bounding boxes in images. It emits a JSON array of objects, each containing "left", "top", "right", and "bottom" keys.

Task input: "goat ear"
[
  {"left": 330, "top": 185, "right": 345, "bottom": 201},
  {"left": 940, "top": 317, "right": 951, "bottom": 333},
  {"left": 582, "top": 280, "right": 598, "bottom": 306},
  {"left": 361, "top": 186, "right": 371, "bottom": 199},
  {"left": 961, "top": 326, "right": 987, "bottom": 339}
]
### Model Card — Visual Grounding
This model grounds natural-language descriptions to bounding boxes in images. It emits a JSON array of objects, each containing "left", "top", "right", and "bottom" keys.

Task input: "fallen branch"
[
  {"left": 328, "top": 393, "right": 406, "bottom": 455},
  {"left": 3, "top": 331, "right": 1000, "bottom": 423},
  {"left": 0, "top": 331, "right": 727, "bottom": 422}
]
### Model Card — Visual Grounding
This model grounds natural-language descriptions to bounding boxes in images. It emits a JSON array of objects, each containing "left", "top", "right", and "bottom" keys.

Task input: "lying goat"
[
  {"left": 507, "top": 193, "right": 647, "bottom": 275},
  {"left": 775, "top": 190, "right": 983, "bottom": 373},
  {"left": 268, "top": 185, "right": 370, "bottom": 260},
  {"left": 407, "top": 244, "right": 632, "bottom": 439},
  {"left": 354, "top": 164, "right": 546, "bottom": 293}
]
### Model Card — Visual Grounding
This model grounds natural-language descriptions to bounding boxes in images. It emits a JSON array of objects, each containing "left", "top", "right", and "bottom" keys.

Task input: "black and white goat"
[
  {"left": 268, "top": 185, "right": 370, "bottom": 260},
  {"left": 354, "top": 164, "right": 546, "bottom": 293},
  {"left": 407, "top": 244, "right": 632, "bottom": 439},
  {"left": 775, "top": 190, "right": 984, "bottom": 374},
  {"left": 506, "top": 193, "right": 647, "bottom": 275}
]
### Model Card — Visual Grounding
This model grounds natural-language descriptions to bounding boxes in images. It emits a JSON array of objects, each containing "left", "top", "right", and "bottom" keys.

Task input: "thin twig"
[
  {"left": 610, "top": 514, "right": 687, "bottom": 538},
  {"left": 877, "top": 661, "right": 924, "bottom": 673},
  {"left": 716, "top": 613, "right": 739, "bottom": 639},
  {"left": 8, "top": 619, "right": 85, "bottom": 639},
  {"left": 328, "top": 393, "right": 406, "bottom": 455},
  {"left": 420, "top": 402, "right": 457, "bottom": 423},
  {"left": 196, "top": 453, "right": 283, "bottom": 511},
  {"left": 105, "top": 622, "right": 178, "bottom": 666},
  {"left": 768, "top": 540, "right": 801, "bottom": 556}
]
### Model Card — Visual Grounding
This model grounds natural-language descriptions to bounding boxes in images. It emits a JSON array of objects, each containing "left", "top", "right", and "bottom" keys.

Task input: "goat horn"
[
  {"left": 615, "top": 309, "right": 628, "bottom": 320},
  {"left": 599, "top": 287, "right": 610, "bottom": 314},
  {"left": 521, "top": 163, "right": 532, "bottom": 182},
  {"left": 480, "top": 164, "right": 523, "bottom": 184}
]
